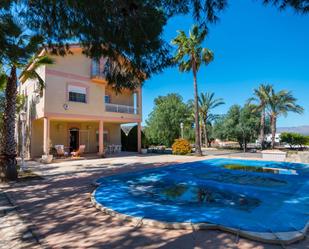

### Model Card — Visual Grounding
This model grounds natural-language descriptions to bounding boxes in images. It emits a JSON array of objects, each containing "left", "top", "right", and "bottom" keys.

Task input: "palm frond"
[
  {"left": 198, "top": 91, "right": 225, "bottom": 124},
  {"left": 172, "top": 24, "right": 213, "bottom": 73},
  {"left": 27, "top": 55, "right": 54, "bottom": 71},
  {"left": 267, "top": 88, "right": 304, "bottom": 117},
  {"left": 202, "top": 48, "right": 214, "bottom": 64},
  {"left": 179, "top": 60, "right": 192, "bottom": 72},
  {"left": 0, "top": 73, "right": 7, "bottom": 91},
  {"left": 21, "top": 55, "right": 54, "bottom": 94},
  {"left": 196, "top": 27, "right": 207, "bottom": 44},
  {"left": 25, "top": 35, "right": 44, "bottom": 55}
]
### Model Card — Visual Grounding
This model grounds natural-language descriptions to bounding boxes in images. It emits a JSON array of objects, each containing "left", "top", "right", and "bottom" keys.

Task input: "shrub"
[
  {"left": 172, "top": 139, "right": 192, "bottom": 155},
  {"left": 306, "top": 136, "right": 309, "bottom": 146},
  {"left": 280, "top": 132, "right": 309, "bottom": 149}
]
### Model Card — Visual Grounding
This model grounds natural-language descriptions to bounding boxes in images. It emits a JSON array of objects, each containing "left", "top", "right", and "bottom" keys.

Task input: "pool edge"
[{"left": 91, "top": 188, "right": 308, "bottom": 245}]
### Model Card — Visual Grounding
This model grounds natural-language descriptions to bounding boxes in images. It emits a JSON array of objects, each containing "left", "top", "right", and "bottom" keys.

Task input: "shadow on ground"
[{"left": 3, "top": 156, "right": 308, "bottom": 249}]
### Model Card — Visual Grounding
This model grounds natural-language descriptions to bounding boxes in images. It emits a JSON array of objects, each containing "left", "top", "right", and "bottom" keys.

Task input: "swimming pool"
[{"left": 92, "top": 158, "right": 309, "bottom": 244}]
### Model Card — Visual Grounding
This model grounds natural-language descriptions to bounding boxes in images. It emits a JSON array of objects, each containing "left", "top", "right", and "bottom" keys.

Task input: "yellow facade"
[{"left": 19, "top": 48, "right": 142, "bottom": 158}]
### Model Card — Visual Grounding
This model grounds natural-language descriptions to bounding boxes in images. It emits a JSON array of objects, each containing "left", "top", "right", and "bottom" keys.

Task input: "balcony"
[{"left": 105, "top": 103, "right": 138, "bottom": 115}]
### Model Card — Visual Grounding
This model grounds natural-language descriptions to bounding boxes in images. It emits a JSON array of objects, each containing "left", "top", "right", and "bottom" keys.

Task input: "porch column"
[
  {"left": 137, "top": 122, "right": 142, "bottom": 153},
  {"left": 98, "top": 120, "right": 104, "bottom": 156},
  {"left": 137, "top": 87, "right": 142, "bottom": 117},
  {"left": 43, "top": 117, "right": 50, "bottom": 155}
]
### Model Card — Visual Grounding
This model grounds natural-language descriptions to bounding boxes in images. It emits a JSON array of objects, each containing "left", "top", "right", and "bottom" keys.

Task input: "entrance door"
[{"left": 69, "top": 128, "right": 79, "bottom": 152}]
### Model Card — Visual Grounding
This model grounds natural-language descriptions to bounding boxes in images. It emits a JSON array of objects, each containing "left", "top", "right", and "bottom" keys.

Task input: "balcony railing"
[{"left": 105, "top": 103, "right": 138, "bottom": 114}]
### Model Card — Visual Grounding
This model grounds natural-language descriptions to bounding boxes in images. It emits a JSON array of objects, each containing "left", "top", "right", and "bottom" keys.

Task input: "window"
[
  {"left": 68, "top": 85, "right": 87, "bottom": 103},
  {"left": 104, "top": 95, "right": 111, "bottom": 103}
]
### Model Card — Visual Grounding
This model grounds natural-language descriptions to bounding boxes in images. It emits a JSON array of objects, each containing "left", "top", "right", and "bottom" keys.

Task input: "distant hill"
[{"left": 277, "top": 125, "right": 309, "bottom": 135}]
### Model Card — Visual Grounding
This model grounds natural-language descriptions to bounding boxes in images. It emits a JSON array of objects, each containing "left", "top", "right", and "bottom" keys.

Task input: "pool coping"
[
  {"left": 91, "top": 188, "right": 308, "bottom": 245},
  {"left": 90, "top": 157, "right": 309, "bottom": 245}
]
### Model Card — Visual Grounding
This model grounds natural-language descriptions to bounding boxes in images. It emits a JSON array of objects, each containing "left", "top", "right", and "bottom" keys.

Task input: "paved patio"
[{"left": 1, "top": 153, "right": 308, "bottom": 249}]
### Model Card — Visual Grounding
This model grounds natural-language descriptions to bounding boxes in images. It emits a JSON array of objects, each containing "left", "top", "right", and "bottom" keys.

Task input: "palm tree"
[
  {"left": 198, "top": 92, "right": 224, "bottom": 147},
  {"left": 0, "top": 14, "right": 53, "bottom": 181},
  {"left": 248, "top": 84, "right": 272, "bottom": 149},
  {"left": 172, "top": 25, "right": 214, "bottom": 156},
  {"left": 0, "top": 71, "right": 6, "bottom": 154},
  {"left": 0, "top": 55, "right": 53, "bottom": 181},
  {"left": 267, "top": 89, "right": 304, "bottom": 149}
]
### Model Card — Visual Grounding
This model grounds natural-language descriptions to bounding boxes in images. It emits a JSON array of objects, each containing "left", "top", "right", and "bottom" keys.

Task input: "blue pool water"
[{"left": 94, "top": 159, "right": 309, "bottom": 233}]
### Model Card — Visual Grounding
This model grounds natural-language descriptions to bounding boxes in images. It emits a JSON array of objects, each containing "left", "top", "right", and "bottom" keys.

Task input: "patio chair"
[
  {"left": 115, "top": 145, "right": 122, "bottom": 153},
  {"left": 71, "top": 145, "right": 86, "bottom": 158},
  {"left": 55, "top": 145, "right": 68, "bottom": 158},
  {"left": 107, "top": 145, "right": 114, "bottom": 154}
]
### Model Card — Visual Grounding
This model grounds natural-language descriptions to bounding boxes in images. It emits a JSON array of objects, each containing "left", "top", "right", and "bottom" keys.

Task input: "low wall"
[
  {"left": 286, "top": 152, "right": 309, "bottom": 164},
  {"left": 261, "top": 150, "right": 287, "bottom": 162}
]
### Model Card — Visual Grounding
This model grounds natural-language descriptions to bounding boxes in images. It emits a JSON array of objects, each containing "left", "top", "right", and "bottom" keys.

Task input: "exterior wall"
[
  {"left": 19, "top": 48, "right": 141, "bottom": 158},
  {"left": 105, "top": 123, "right": 121, "bottom": 144},
  {"left": 50, "top": 51, "right": 92, "bottom": 77},
  {"left": 48, "top": 121, "right": 121, "bottom": 155},
  {"left": 49, "top": 121, "right": 69, "bottom": 149},
  {"left": 45, "top": 73, "right": 105, "bottom": 116},
  {"left": 30, "top": 119, "right": 44, "bottom": 158},
  {"left": 50, "top": 121, "right": 99, "bottom": 153},
  {"left": 44, "top": 52, "right": 103, "bottom": 116},
  {"left": 44, "top": 51, "right": 139, "bottom": 121},
  {"left": 18, "top": 66, "right": 46, "bottom": 120}
]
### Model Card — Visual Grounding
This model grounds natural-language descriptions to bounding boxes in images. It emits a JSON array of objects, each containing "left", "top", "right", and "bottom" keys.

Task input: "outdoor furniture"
[
  {"left": 64, "top": 147, "right": 71, "bottom": 154},
  {"left": 105, "top": 144, "right": 122, "bottom": 154},
  {"left": 104, "top": 145, "right": 111, "bottom": 154},
  {"left": 71, "top": 145, "right": 86, "bottom": 157},
  {"left": 115, "top": 145, "right": 122, "bottom": 153},
  {"left": 109, "top": 145, "right": 115, "bottom": 154},
  {"left": 55, "top": 145, "right": 69, "bottom": 158}
]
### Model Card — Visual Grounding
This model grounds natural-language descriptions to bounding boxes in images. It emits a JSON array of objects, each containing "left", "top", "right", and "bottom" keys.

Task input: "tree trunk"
[
  {"left": 199, "top": 122, "right": 202, "bottom": 148},
  {"left": 271, "top": 114, "right": 277, "bottom": 149},
  {"left": 192, "top": 62, "right": 202, "bottom": 156},
  {"left": 0, "top": 66, "right": 18, "bottom": 181},
  {"left": 204, "top": 121, "right": 209, "bottom": 148},
  {"left": 239, "top": 142, "right": 243, "bottom": 150},
  {"left": 260, "top": 109, "right": 265, "bottom": 149}
]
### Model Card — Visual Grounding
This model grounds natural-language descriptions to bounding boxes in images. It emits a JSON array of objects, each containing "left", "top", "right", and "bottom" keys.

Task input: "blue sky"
[{"left": 142, "top": 0, "right": 309, "bottom": 127}]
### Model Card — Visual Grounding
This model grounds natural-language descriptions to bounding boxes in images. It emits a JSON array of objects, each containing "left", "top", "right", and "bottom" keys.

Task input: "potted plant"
[
  {"left": 41, "top": 140, "right": 53, "bottom": 163},
  {"left": 141, "top": 136, "right": 149, "bottom": 154}
]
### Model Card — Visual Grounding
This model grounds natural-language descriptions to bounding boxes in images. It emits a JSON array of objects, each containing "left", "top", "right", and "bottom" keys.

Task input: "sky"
[{"left": 142, "top": 0, "right": 309, "bottom": 127}]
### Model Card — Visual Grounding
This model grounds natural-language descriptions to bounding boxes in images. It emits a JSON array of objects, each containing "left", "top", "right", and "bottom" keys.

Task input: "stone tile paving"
[
  {"left": 1, "top": 154, "right": 308, "bottom": 248},
  {"left": 0, "top": 190, "right": 42, "bottom": 249}
]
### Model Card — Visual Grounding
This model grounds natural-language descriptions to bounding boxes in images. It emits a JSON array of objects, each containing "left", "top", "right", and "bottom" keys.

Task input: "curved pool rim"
[{"left": 91, "top": 158, "right": 309, "bottom": 245}]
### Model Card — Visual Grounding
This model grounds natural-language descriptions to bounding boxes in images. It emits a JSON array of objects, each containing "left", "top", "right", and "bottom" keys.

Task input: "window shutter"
[{"left": 68, "top": 85, "right": 87, "bottom": 94}]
